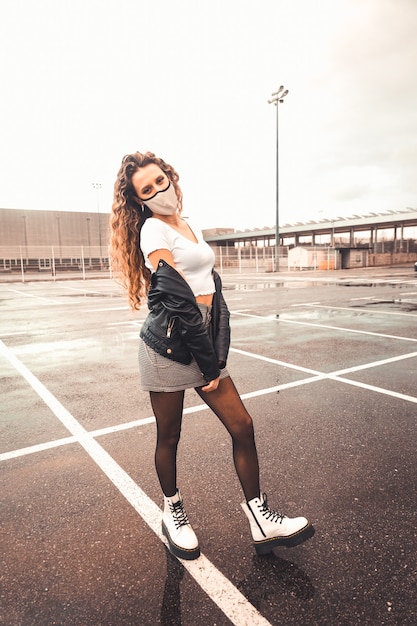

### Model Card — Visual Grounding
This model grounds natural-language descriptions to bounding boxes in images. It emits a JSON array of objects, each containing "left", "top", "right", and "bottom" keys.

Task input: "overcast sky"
[{"left": 1, "top": 0, "right": 416, "bottom": 230}]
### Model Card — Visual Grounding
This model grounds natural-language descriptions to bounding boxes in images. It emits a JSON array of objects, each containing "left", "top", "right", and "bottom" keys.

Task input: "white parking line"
[
  {"left": 0, "top": 338, "right": 272, "bottom": 626},
  {"left": 229, "top": 347, "right": 417, "bottom": 402},
  {"left": 329, "top": 375, "right": 417, "bottom": 404},
  {"left": 0, "top": 435, "right": 78, "bottom": 461},
  {"left": 107, "top": 321, "right": 142, "bottom": 327},
  {"left": 232, "top": 311, "right": 417, "bottom": 343},
  {"left": 349, "top": 296, "right": 377, "bottom": 301},
  {"left": 230, "top": 347, "right": 321, "bottom": 375},
  {"left": 279, "top": 317, "right": 417, "bottom": 341},
  {"left": 55, "top": 285, "right": 103, "bottom": 294},
  {"left": 7, "top": 289, "right": 61, "bottom": 304},
  {"left": 3, "top": 344, "right": 417, "bottom": 464},
  {"left": 85, "top": 306, "right": 130, "bottom": 312}
]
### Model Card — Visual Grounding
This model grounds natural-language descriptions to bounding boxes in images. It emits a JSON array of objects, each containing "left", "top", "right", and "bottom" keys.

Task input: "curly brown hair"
[{"left": 109, "top": 151, "right": 182, "bottom": 310}]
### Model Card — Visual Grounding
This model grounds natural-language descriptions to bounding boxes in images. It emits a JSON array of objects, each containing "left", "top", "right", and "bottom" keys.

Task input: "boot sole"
[
  {"left": 254, "top": 522, "right": 315, "bottom": 556},
  {"left": 162, "top": 522, "right": 201, "bottom": 560}
]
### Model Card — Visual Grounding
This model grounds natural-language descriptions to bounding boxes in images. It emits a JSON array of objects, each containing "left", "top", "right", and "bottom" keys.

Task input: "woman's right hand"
[{"left": 201, "top": 377, "right": 220, "bottom": 393}]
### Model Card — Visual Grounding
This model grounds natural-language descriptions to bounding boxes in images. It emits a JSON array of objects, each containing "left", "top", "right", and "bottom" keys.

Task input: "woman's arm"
[{"left": 148, "top": 249, "right": 188, "bottom": 282}]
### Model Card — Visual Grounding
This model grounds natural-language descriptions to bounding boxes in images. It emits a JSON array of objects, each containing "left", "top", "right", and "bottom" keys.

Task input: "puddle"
[
  {"left": 338, "top": 280, "right": 417, "bottom": 288},
  {"left": 224, "top": 278, "right": 417, "bottom": 290},
  {"left": 224, "top": 281, "right": 334, "bottom": 290},
  {"left": 352, "top": 299, "right": 417, "bottom": 313}
]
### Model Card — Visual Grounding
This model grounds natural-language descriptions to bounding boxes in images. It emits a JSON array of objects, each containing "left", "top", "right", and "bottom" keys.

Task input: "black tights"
[{"left": 150, "top": 376, "right": 260, "bottom": 502}]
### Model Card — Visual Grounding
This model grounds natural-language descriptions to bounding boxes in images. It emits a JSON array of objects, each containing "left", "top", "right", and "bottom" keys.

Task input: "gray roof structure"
[{"left": 203, "top": 207, "right": 417, "bottom": 243}]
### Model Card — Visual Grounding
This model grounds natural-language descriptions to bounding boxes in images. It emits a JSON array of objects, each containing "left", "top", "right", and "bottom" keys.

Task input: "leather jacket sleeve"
[{"left": 212, "top": 271, "right": 231, "bottom": 368}]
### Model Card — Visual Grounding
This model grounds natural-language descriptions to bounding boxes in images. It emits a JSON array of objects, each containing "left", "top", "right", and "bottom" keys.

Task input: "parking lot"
[{"left": 1, "top": 266, "right": 417, "bottom": 625}]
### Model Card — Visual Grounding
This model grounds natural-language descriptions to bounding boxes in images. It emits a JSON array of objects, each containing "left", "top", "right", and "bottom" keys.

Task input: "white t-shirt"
[{"left": 140, "top": 218, "right": 215, "bottom": 297}]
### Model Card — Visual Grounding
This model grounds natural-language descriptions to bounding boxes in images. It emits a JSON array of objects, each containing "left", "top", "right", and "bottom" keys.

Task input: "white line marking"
[
  {"left": 277, "top": 316, "right": 417, "bottom": 341},
  {"left": 229, "top": 346, "right": 417, "bottom": 403},
  {"left": 0, "top": 379, "right": 326, "bottom": 463},
  {"left": 230, "top": 347, "right": 320, "bottom": 375},
  {"left": 330, "top": 376, "right": 417, "bottom": 404},
  {"left": 230, "top": 346, "right": 417, "bottom": 388},
  {"left": 331, "top": 351, "right": 417, "bottom": 376},
  {"left": 0, "top": 417, "right": 157, "bottom": 462},
  {"left": 233, "top": 310, "right": 417, "bottom": 344},
  {"left": 7, "top": 289, "right": 60, "bottom": 304},
  {"left": 3, "top": 347, "right": 417, "bottom": 463},
  {"left": 0, "top": 436, "right": 78, "bottom": 461},
  {"left": 85, "top": 306, "right": 130, "bottom": 312},
  {"left": 106, "top": 321, "right": 142, "bottom": 327},
  {"left": 349, "top": 297, "right": 377, "bottom": 301},
  {"left": 55, "top": 285, "right": 103, "bottom": 294},
  {"left": 91, "top": 416, "right": 157, "bottom": 436},
  {"left": 0, "top": 339, "right": 272, "bottom": 626}
]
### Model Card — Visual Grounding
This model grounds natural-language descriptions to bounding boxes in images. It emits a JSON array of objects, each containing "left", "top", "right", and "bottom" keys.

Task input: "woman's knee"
[
  {"left": 230, "top": 413, "right": 255, "bottom": 442},
  {"left": 157, "top": 424, "right": 181, "bottom": 448}
]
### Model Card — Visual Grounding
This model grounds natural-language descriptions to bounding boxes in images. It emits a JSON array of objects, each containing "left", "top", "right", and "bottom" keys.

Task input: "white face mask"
[{"left": 143, "top": 182, "right": 178, "bottom": 215}]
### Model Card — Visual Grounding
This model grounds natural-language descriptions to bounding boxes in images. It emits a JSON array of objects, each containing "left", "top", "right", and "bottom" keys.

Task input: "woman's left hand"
[{"left": 201, "top": 377, "right": 220, "bottom": 392}]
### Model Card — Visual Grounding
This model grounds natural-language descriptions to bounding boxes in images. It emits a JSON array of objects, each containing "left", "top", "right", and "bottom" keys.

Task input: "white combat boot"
[
  {"left": 241, "top": 493, "right": 314, "bottom": 555},
  {"left": 162, "top": 489, "right": 200, "bottom": 560}
]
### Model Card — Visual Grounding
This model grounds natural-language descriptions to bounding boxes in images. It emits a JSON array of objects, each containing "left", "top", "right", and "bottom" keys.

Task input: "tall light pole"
[
  {"left": 92, "top": 182, "right": 102, "bottom": 265},
  {"left": 86, "top": 217, "right": 92, "bottom": 265},
  {"left": 56, "top": 216, "right": 62, "bottom": 262},
  {"left": 268, "top": 85, "right": 288, "bottom": 271}
]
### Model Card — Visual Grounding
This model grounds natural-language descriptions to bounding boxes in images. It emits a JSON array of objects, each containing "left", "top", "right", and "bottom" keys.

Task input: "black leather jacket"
[{"left": 140, "top": 259, "right": 230, "bottom": 383}]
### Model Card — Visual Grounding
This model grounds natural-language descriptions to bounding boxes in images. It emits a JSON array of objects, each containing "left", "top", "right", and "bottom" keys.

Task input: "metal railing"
[{"left": 0, "top": 245, "right": 111, "bottom": 282}]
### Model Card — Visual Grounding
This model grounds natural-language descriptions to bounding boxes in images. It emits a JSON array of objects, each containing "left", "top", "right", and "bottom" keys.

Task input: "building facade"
[{"left": 0, "top": 208, "right": 109, "bottom": 273}]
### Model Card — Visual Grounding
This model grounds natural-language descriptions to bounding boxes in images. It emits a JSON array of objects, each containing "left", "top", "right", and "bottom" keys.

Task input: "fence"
[
  {"left": 0, "top": 245, "right": 111, "bottom": 282},
  {"left": 1, "top": 242, "right": 416, "bottom": 283},
  {"left": 0, "top": 243, "right": 285, "bottom": 281},
  {"left": 212, "top": 245, "right": 282, "bottom": 273}
]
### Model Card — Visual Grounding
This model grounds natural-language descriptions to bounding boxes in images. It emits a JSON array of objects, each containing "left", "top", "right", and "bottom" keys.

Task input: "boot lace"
[
  {"left": 169, "top": 500, "right": 190, "bottom": 529},
  {"left": 258, "top": 493, "right": 285, "bottom": 524}
]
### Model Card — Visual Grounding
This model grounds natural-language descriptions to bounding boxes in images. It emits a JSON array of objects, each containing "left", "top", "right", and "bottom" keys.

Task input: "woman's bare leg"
[
  {"left": 149, "top": 390, "right": 185, "bottom": 497},
  {"left": 195, "top": 376, "right": 260, "bottom": 501}
]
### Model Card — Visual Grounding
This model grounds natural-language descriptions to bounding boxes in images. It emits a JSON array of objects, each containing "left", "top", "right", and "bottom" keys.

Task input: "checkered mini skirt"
[{"left": 138, "top": 304, "right": 229, "bottom": 392}]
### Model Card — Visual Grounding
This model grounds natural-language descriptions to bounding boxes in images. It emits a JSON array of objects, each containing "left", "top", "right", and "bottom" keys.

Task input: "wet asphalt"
[{"left": 1, "top": 266, "right": 417, "bottom": 625}]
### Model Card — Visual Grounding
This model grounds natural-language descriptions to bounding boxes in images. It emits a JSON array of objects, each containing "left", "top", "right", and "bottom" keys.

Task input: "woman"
[{"left": 109, "top": 151, "right": 314, "bottom": 560}]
